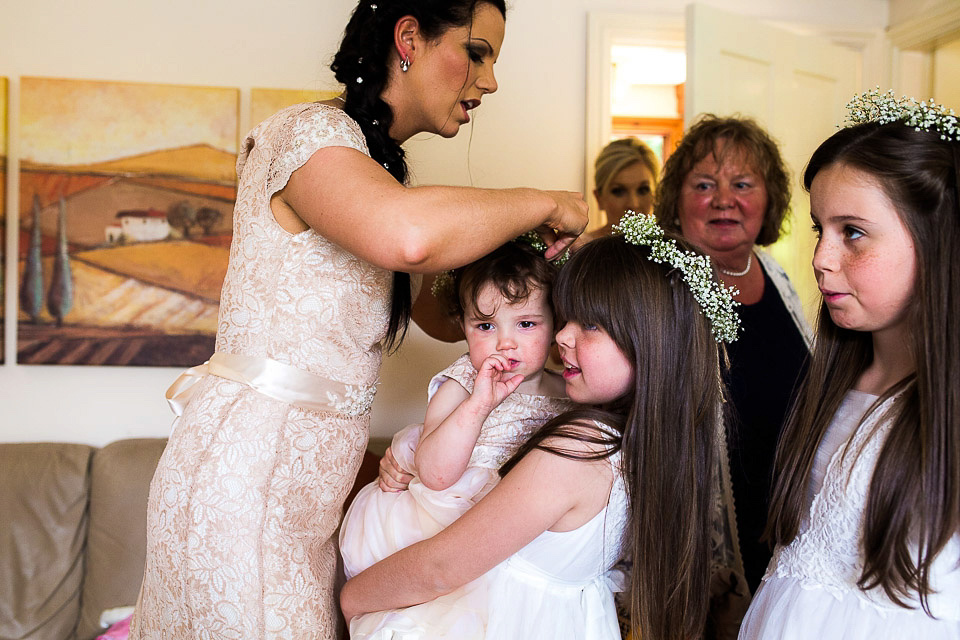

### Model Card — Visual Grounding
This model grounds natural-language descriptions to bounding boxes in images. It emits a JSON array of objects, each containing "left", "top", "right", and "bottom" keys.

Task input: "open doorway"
[
  {"left": 609, "top": 44, "right": 685, "bottom": 168},
  {"left": 586, "top": 5, "right": 869, "bottom": 322}
]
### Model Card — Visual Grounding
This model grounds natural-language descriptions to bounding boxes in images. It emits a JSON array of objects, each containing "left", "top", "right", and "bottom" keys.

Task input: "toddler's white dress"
[
  {"left": 339, "top": 353, "right": 573, "bottom": 579},
  {"left": 348, "top": 423, "right": 627, "bottom": 639},
  {"left": 740, "top": 391, "right": 960, "bottom": 639}
]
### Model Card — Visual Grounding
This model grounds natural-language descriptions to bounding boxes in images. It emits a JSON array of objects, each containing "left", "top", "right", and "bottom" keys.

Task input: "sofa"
[{"left": 0, "top": 438, "right": 383, "bottom": 640}]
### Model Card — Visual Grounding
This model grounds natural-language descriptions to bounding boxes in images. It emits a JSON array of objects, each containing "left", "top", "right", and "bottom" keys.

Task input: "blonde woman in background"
[{"left": 592, "top": 137, "right": 660, "bottom": 233}]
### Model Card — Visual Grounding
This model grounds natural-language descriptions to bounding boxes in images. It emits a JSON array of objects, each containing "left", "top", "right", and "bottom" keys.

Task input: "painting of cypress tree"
[
  {"left": 19, "top": 196, "right": 44, "bottom": 323},
  {"left": 47, "top": 197, "right": 73, "bottom": 326},
  {"left": 0, "top": 77, "right": 6, "bottom": 363},
  {"left": 18, "top": 77, "right": 239, "bottom": 366}
]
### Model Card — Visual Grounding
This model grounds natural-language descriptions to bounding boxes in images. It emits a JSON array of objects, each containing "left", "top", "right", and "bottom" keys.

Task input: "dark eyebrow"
[
  {"left": 811, "top": 211, "right": 871, "bottom": 225},
  {"left": 830, "top": 214, "right": 872, "bottom": 225},
  {"left": 470, "top": 38, "right": 494, "bottom": 56}
]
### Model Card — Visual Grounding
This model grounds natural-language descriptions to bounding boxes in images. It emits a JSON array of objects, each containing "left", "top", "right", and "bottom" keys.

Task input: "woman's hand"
[
  {"left": 538, "top": 190, "right": 589, "bottom": 259},
  {"left": 378, "top": 447, "right": 414, "bottom": 492}
]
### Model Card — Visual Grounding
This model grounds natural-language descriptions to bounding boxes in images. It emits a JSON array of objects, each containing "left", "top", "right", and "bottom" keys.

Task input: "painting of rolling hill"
[
  {"left": 18, "top": 77, "right": 239, "bottom": 366},
  {"left": 249, "top": 87, "right": 338, "bottom": 129},
  {"left": 1, "top": 78, "right": 7, "bottom": 363}
]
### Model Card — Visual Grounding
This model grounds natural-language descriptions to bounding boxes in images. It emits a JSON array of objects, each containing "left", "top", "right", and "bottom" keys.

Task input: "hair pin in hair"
[
  {"left": 356, "top": 76, "right": 363, "bottom": 84},
  {"left": 614, "top": 212, "right": 741, "bottom": 343},
  {"left": 515, "top": 231, "right": 571, "bottom": 266},
  {"left": 430, "top": 232, "right": 568, "bottom": 300},
  {"left": 845, "top": 87, "right": 958, "bottom": 141},
  {"left": 370, "top": 3, "right": 377, "bottom": 10}
]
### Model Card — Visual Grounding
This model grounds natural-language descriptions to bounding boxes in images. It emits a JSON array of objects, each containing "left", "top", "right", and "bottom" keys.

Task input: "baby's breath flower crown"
[
  {"left": 845, "top": 87, "right": 958, "bottom": 141},
  {"left": 430, "top": 231, "right": 569, "bottom": 300},
  {"left": 614, "top": 212, "right": 741, "bottom": 343}
]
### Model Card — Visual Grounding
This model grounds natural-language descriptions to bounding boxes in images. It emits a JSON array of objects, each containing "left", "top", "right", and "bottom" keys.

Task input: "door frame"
[
  {"left": 887, "top": 2, "right": 960, "bottom": 96},
  {"left": 585, "top": 9, "right": 887, "bottom": 218}
]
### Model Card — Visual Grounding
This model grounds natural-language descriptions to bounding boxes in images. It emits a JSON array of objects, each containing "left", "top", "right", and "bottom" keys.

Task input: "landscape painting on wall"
[
  {"left": 18, "top": 77, "right": 239, "bottom": 366},
  {"left": 1, "top": 78, "right": 7, "bottom": 363},
  {"left": 249, "top": 88, "right": 338, "bottom": 131}
]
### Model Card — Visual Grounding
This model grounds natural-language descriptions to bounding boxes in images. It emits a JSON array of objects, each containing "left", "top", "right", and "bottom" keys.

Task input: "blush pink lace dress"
[{"left": 130, "top": 103, "right": 412, "bottom": 640}]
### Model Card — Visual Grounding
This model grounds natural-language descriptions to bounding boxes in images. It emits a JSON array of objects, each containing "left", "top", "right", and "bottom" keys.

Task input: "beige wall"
[
  {"left": 1, "top": 0, "right": 888, "bottom": 446},
  {"left": 934, "top": 37, "right": 960, "bottom": 107},
  {"left": 888, "top": 0, "right": 956, "bottom": 27}
]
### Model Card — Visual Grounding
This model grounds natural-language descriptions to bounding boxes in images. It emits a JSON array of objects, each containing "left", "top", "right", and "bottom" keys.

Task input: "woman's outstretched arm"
[{"left": 274, "top": 146, "right": 588, "bottom": 274}]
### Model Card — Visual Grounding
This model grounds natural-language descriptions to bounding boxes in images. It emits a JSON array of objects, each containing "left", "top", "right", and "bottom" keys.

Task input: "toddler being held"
[{"left": 339, "top": 239, "right": 572, "bottom": 580}]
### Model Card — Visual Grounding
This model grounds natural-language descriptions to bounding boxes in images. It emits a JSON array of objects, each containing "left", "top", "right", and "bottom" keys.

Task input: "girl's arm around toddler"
[{"left": 340, "top": 425, "right": 614, "bottom": 622}]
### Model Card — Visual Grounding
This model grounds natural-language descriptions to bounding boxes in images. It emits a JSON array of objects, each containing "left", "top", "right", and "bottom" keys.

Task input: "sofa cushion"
[
  {"left": 75, "top": 438, "right": 167, "bottom": 640},
  {"left": 0, "top": 442, "right": 95, "bottom": 640}
]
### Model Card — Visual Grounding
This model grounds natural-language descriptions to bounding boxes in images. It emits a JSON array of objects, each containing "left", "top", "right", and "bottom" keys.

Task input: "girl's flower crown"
[
  {"left": 430, "top": 231, "right": 570, "bottom": 299},
  {"left": 845, "top": 87, "right": 958, "bottom": 141},
  {"left": 614, "top": 212, "right": 741, "bottom": 343}
]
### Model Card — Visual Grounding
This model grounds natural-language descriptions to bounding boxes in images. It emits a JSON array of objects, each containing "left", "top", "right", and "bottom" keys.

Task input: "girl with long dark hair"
[
  {"left": 742, "top": 91, "right": 960, "bottom": 638},
  {"left": 341, "top": 220, "right": 737, "bottom": 640}
]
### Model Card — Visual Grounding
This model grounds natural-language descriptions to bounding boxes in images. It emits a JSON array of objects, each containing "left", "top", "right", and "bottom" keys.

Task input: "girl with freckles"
[{"left": 741, "top": 92, "right": 960, "bottom": 639}]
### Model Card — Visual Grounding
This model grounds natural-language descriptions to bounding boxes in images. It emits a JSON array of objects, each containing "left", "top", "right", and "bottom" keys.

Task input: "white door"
[{"left": 686, "top": 3, "right": 860, "bottom": 323}]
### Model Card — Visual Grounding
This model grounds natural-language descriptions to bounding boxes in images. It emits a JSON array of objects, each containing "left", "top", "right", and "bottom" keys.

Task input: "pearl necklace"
[{"left": 716, "top": 252, "right": 753, "bottom": 277}]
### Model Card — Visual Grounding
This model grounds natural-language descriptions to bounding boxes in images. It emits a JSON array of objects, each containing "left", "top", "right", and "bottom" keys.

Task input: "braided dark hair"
[{"left": 331, "top": 0, "right": 506, "bottom": 351}]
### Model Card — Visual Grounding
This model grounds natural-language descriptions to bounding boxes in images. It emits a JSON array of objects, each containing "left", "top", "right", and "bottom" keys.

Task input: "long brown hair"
[
  {"left": 766, "top": 121, "right": 960, "bottom": 613},
  {"left": 502, "top": 235, "right": 723, "bottom": 639}
]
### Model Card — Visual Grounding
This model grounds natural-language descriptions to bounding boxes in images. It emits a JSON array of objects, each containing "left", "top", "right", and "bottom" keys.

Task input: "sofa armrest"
[
  {"left": 0, "top": 443, "right": 95, "bottom": 640},
  {"left": 75, "top": 438, "right": 167, "bottom": 640}
]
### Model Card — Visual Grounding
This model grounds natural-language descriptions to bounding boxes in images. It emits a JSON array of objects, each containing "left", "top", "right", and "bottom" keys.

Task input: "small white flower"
[
  {"left": 844, "top": 87, "right": 958, "bottom": 141},
  {"left": 614, "top": 213, "right": 741, "bottom": 343}
]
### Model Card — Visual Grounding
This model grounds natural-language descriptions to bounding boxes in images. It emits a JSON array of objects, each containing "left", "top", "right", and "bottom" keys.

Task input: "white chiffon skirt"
[
  {"left": 338, "top": 423, "right": 499, "bottom": 581},
  {"left": 740, "top": 575, "right": 960, "bottom": 640}
]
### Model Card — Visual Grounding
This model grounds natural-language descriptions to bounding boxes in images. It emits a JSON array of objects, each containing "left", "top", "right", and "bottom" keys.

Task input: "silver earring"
[{"left": 400, "top": 57, "right": 410, "bottom": 72}]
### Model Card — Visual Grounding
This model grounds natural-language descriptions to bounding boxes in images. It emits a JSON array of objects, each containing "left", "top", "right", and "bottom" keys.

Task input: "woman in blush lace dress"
[{"left": 128, "top": 1, "right": 588, "bottom": 638}]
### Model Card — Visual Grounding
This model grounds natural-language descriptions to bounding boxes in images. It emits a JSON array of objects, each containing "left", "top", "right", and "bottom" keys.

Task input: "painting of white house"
[
  {"left": 18, "top": 77, "right": 238, "bottom": 366},
  {"left": 0, "top": 78, "right": 6, "bottom": 363}
]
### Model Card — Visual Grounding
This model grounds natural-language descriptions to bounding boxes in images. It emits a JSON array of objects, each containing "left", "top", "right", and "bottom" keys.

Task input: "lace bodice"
[
  {"left": 217, "top": 103, "right": 417, "bottom": 400},
  {"left": 766, "top": 392, "right": 960, "bottom": 619},
  {"left": 428, "top": 354, "right": 575, "bottom": 469}
]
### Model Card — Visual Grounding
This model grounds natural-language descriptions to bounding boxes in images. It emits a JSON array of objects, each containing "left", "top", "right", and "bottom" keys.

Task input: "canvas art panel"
[
  {"left": 1, "top": 78, "right": 7, "bottom": 364},
  {"left": 17, "top": 77, "right": 239, "bottom": 366},
  {"left": 249, "top": 88, "right": 338, "bottom": 130}
]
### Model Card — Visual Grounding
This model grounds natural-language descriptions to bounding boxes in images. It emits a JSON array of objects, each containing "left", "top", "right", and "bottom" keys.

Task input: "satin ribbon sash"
[
  {"left": 501, "top": 555, "right": 622, "bottom": 593},
  {"left": 165, "top": 352, "right": 377, "bottom": 418}
]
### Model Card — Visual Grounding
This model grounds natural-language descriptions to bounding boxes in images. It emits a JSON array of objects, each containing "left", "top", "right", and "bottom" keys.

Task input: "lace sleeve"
[
  {"left": 427, "top": 353, "right": 475, "bottom": 401},
  {"left": 237, "top": 103, "right": 370, "bottom": 200}
]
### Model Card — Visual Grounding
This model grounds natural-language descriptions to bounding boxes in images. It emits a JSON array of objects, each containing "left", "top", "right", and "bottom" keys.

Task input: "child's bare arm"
[
  {"left": 340, "top": 434, "right": 612, "bottom": 622},
  {"left": 415, "top": 354, "right": 523, "bottom": 490}
]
